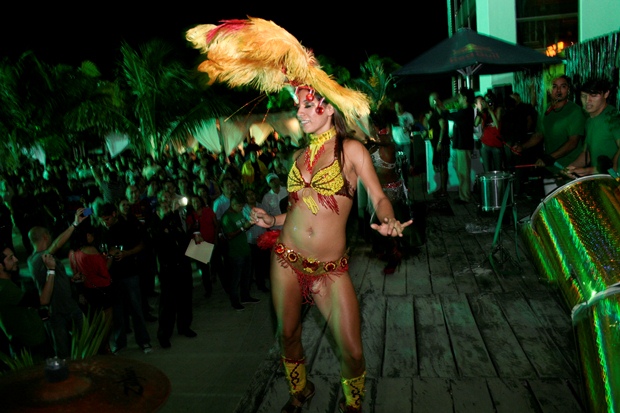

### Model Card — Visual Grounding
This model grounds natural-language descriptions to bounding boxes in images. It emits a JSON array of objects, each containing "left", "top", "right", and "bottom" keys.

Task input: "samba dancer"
[{"left": 186, "top": 18, "right": 412, "bottom": 413}]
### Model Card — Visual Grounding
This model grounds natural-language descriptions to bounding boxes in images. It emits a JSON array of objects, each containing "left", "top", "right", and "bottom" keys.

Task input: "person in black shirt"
[
  {"left": 149, "top": 202, "right": 196, "bottom": 349},
  {"left": 98, "top": 202, "right": 152, "bottom": 354},
  {"left": 438, "top": 88, "right": 476, "bottom": 203}
]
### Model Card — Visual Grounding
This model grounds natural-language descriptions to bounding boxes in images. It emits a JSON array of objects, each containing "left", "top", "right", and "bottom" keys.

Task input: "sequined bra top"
[
  {"left": 287, "top": 145, "right": 354, "bottom": 215},
  {"left": 371, "top": 148, "right": 396, "bottom": 170}
]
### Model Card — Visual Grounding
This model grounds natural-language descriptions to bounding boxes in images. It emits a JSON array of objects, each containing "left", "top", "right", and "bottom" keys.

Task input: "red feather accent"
[
  {"left": 257, "top": 230, "right": 281, "bottom": 250},
  {"left": 206, "top": 19, "right": 248, "bottom": 42},
  {"left": 318, "top": 194, "right": 340, "bottom": 214}
]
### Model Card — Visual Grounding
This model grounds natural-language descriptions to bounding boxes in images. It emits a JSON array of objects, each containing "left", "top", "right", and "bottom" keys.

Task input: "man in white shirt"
[
  {"left": 261, "top": 173, "right": 288, "bottom": 230},
  {"left": 394, "top": 102, "right": 415, "bottom": 173},
  {"left": 212, "top": 178, "right": 236, "bottom": 221}
]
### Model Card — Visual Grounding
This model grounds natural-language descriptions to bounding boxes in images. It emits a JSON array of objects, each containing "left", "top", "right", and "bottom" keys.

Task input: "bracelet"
[
  {"left": 46, "top": 269, "right": 56, "bottom": 274},
  {"left": 72, "top": 221, "right": 79, "bottom": 228},
  {"left": 269, "top": 215, "right": 276, "bottom": 228}
]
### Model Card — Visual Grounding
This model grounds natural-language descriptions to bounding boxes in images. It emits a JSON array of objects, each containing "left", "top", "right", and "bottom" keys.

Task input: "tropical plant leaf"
[
  {"left": 352, "top": 57, "right": 394, "bottom": 112},
  {"left": 71, "top": 308, "right": 112, "bottom": 360},
  {"left": 0, "top": 348, "right": 35, "bottom": 374}
]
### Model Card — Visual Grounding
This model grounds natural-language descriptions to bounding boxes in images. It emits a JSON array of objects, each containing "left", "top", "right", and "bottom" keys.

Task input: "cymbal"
[{"left": 0, "top": 355, "right": 170, "bottom": 412}]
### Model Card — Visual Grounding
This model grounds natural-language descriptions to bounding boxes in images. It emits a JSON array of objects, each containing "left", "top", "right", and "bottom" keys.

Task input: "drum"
[
  {"left": 527, "top": 175, "right": 620, "bottom": 413},
  {"left": 476, "top": 171, "right": 514, "bottom": 211},
  {"left": 529, "top": 174, "right": 620, "bottom": 308}
]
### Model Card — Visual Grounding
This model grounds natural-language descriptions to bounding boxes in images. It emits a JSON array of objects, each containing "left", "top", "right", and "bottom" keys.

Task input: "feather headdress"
[{"left": 186, "top": 17, "right": 370, "bottom": 126}]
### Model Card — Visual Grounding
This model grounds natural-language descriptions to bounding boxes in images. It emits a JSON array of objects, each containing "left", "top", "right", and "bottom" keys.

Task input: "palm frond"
[
  {"left": 352, "top": 59, "right": 394, "bottom": 112},
  {"left": 71, "top": 308, "right": 112, "bottom": 360},
  {"left": 0, "top": 348, "right": 35, "bottom": 374}
]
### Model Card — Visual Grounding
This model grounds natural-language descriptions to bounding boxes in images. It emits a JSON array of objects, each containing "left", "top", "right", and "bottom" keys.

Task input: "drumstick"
[
  {"left": 504, "top": 142, "right": 521, "bottom": 155},
  {"left": 515, "top": 164, "right": 537, "bottom": 168}
]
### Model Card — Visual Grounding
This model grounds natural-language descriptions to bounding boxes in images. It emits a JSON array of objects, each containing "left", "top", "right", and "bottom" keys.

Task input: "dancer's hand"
[{"left": 371, "top": 217, "right": 413, "bottom": 237}]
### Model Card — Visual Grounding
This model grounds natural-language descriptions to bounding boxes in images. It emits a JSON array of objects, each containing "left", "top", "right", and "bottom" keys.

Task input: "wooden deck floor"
[{"left": 237, "top": 175, "right": 587, "bottom": 413}]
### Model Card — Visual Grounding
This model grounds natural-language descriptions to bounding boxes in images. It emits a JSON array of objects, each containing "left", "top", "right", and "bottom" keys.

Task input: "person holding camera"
[
  {"left": 477, "top": 92, "right": 506, "bottom": 172},
  {"left": 27, "top": 208, "right": 88, "bottom": 358}
]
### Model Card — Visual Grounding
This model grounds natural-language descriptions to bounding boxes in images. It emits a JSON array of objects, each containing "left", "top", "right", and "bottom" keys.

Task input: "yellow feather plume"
[{"left": 186, "top": 17, "right": 370, "bottom": 126}]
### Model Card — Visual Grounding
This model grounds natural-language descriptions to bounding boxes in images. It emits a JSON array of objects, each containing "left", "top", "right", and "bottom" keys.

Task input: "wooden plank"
[
  {"left": 525, "top": 290, "right": 579, "bottom": 374},
  {"left": 412, "top": 377, "right": 453, "bottom": 413},
  {"left": 384, "top": 257, "right": 407, "bottom": 296},
  {"left": 424, "top": 214, "right": 459, "bottom": 294},
  {"left": 487, "top": 378, "right": 539, "bottom": 413},
  {"left": 491, "top": 223, "right": 549, "bottom": 292},
  {"left": 451, "top": 377, "right": 496, "bottom": 412},
  {"left": 440, "top": 294, "right": 496, "bottom": 377},
  {"left": 414, "top": 295, "right": 458, "bottom": 377},
  {"left": 481, "top": 234, "right": 532, "bottom": 292},
  {"left": 358, "top": 251, "right": 385, "bottom": 294},
  {"left": 428, "top": 255, "right": 458, "bottom": 294},
  {"left": 408, "top": 253, "right": 433, "bottom": 296},
  {"left": 256, "top": 374, "right": 336, "bottom": 413},
  {"left": 375, "top": 377, "right": 413, "bottom": 413},
  {"left": 256, "top": 374, "right": 291, "bottom": 413},
  {"left": 468, "top": 293, "right": 537, "bottom": 378},
  {"left": 498, "top": 292, "right": 575, "bottom": 378},
  {"left": 383, "top": 296, "right": 417, "bottom": 377},
  {"left": 359, "top": 292, "right": 386, "bottom": 376},
  {"left": 528, "top": 378, "right": 586, "bottom": 413},
  {"left": 424, "top": 215, "right": 447, "bottom": 260},
  {"left": 349, "top": 250, "right": 371, "bottom": 292},
  {"left": 460, "top": 232, "right": 505, "bottom": 293},
  {"left": 303, "top": 307, "right": 338, "bottom": 377},
  {"left": 444, "top": 228, "right": 480, "bottom": 294},
  {"left": 449, "top": 199, "right": 472, "bottom": 218}
]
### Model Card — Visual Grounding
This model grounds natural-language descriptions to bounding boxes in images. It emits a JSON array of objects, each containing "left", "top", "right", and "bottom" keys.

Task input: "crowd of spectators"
[{"left": 0, "top": 132, "right": 298, "bottom": 361}]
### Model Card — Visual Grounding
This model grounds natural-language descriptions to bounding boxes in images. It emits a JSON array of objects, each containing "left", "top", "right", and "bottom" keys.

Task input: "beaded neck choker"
[{"left": 305, "top": 127, "right": 336, "bottom": 172}]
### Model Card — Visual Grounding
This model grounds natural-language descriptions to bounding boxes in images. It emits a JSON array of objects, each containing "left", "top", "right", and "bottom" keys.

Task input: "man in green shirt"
[
  {"left": 0, "top": 244, "right": 52, "bottom": 361},
  {"left": 221, "top": 193, "right": 260, "bottom": 311},
  {"left": 515, "top": 75, "right": 587, "bottom": 170},
  {"left": 565, "top": 78, "right": 620, "bottom": 177}
]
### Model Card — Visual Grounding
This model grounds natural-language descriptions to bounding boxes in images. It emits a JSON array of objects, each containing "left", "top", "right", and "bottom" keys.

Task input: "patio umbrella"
[{"left": 393, "top": 28, "right": 563, "bottom": 86}]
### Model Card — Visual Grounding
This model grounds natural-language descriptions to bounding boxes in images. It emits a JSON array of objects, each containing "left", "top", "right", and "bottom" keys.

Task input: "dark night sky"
[{"left": 1, "top": 5, "right": 449, "bottom": 78}]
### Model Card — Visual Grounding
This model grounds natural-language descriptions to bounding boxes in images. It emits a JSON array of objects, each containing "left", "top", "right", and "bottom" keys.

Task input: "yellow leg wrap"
[
  {"left": 341, "top": 371, "right": 366, "bottom": 409},
  {"left": 282, "top": 357, "right": 307, "bottom": 395}
]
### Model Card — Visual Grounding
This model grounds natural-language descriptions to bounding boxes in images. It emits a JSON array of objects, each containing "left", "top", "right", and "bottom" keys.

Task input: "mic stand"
[{"left": 486, "top": 176, "right": 523, "bottom": 275}]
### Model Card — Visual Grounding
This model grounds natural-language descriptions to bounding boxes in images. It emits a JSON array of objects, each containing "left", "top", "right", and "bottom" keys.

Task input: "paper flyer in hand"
[{"left": 185, "top": 240, "right": 214, "bottom": 264}]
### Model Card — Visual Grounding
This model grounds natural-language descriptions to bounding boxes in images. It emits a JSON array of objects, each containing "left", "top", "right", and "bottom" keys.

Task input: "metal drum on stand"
[{"left": 476, "top": 171, "right": 514, "bottom": 211}]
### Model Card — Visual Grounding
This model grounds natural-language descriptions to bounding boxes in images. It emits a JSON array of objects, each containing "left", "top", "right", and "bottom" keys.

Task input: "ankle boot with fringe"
[
  {"left": 281, "top": 356, "right": 315, "bottom": 413},
  {"left": 339, "top": 371, "right": 366, "bottom": 412}
]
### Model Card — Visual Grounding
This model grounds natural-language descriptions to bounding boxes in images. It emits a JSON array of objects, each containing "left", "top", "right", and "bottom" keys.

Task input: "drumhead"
[{"left": 477, "top": 170, "right": 514, "bottom": 181}]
